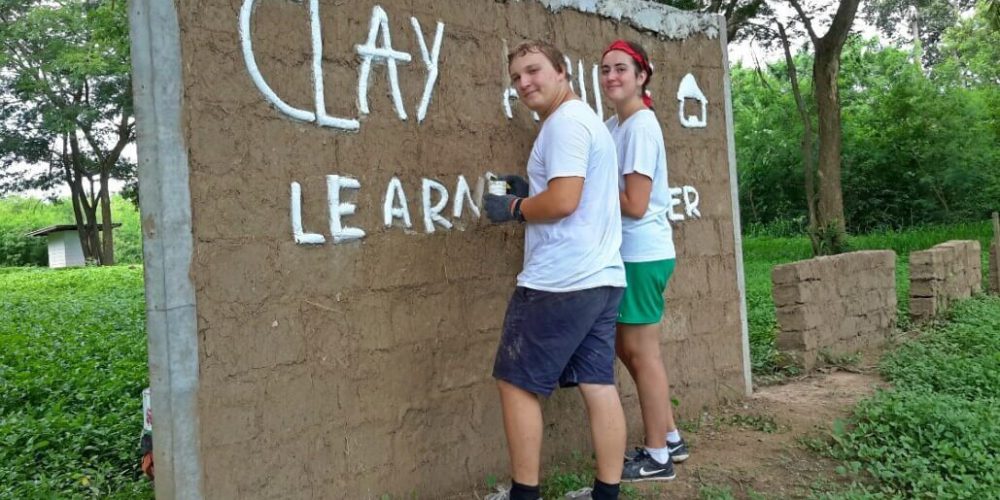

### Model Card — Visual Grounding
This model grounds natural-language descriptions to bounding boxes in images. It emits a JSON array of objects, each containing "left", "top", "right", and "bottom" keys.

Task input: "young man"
[{"left": 482, "top": 40, "right": 627, "bottom": 500}]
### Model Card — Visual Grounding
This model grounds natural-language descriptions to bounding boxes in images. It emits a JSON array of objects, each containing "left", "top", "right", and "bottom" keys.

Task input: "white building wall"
[
  {"left": 47, "top": 234, "right": 66, "bottom": 268},
  {"left": 47, "top": 232, "right": 86, "bottom": 268}
]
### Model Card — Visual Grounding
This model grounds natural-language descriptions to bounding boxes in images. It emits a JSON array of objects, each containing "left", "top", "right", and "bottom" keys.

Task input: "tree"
[
  {"left": 987, "top": 0, "right": 1000, "bottom": 31},
  {"left": 864, "top": 0, "right": 978, "bottom": 66},
  {"left": 655, "top": 0, "right": 771, "bottom": 42},
  {"left": 787, "top": 0, "right": 861, "bottom": 254},
  {"left": 0, "top": 0, "right": 134, "bottom": 266},
  {"left": 934, "top": 2, "right": 1000, "bottom": 86},
  {"left": 731, "top": 31, "right": 999, "bottom": 234},
  {"left": 774, "top": 19, "right": 820, "bottom": 254}
]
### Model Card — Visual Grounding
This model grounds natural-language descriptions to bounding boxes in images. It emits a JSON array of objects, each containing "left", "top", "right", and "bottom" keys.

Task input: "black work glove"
[
  {"left": 500, "top": 174, "right": 529, "bottom": 198},
  {"left": 484, "top": 194, "right": 525, "bottom": 223}
]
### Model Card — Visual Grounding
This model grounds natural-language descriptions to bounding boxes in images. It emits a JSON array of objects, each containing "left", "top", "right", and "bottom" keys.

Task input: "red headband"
[{"left": 602, "top": 40, "right": 654, "bottom": 108}]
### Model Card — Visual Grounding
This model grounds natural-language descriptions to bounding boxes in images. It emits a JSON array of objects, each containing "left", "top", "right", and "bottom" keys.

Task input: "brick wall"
[
  {"left": 772, "top": 251, "right": 896, "bottom": 371},
  {"left": 910, "top": 240, "right": 982, "bottom": 322}
]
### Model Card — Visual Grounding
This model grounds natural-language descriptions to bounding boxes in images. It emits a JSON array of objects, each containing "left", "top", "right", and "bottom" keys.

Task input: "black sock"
[
  {"left": 590, "top": 478, "right": 620, "bottom": 500},
  {"left": 510, "top": 480, "right": 541, "bottom": 500}
]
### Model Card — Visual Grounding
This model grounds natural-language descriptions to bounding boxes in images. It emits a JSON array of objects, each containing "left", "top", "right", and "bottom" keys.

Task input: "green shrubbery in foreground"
[
  {"left": 0, "top": 266, "right": 152, "bottom": 498},
  {"left": 825, "top": 297, "right": 1000, "bottom": 498}
]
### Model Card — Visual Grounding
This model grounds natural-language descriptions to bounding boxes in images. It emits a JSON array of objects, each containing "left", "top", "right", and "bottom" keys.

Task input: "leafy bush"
[
  {"left": 0, "top": 196, "right": 143, "bottom": 267},
  {"left": 0, "top": 266, "right": 152, "bottom": 498},
  {"left": 827, "top": 297, "right": 1000, "bottom": 498}
]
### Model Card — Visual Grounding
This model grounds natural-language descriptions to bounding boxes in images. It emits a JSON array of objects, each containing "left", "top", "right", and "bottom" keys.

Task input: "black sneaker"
[
  {"left": 621, "top": 448, "right": 676, "bottom": 482},
  {"left": 668, "top": 439, "right": 690, "bottom": 463}
]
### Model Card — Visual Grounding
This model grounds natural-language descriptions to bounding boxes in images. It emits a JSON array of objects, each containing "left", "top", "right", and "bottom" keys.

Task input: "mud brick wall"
[
  {"left": 139, "top": 0, "right": 743, "bottom": 497},
  {"left": 910, "top": 240, "right": 982, "bottom": 322},
  {"left": 772, "top": 251, "right": 896, "bottom": 371},
  {"left": 990, "top": 242, "right": 999, "bottom": 294}
]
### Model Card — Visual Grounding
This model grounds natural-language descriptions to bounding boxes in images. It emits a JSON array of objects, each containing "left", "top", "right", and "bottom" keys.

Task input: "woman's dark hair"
[{"left": 622, "top": 40, "right": 653, "bottom": 109}]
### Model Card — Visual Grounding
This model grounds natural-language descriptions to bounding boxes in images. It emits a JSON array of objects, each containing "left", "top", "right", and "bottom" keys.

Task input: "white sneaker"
[{"left": 484, "top": 486, "right": 509, "bottom": 500}]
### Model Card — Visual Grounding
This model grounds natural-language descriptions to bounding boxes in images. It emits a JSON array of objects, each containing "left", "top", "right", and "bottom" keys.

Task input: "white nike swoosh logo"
[
  {"left": 639, "top": 467, "right": 666, "bottom": 476},
  {"left": 668, "top": 445, "right": 683, "bottom": 452}
]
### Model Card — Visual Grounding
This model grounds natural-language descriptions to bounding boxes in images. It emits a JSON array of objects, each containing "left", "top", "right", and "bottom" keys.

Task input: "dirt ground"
[
  {"left": 465, "top": 364, "right": 883, "bottom": 500},
  {"left": 629, "top": 367, "right": 884, "bottom": 499}
]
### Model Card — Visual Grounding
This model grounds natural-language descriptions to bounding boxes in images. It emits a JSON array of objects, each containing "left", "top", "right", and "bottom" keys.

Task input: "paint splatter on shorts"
[{"left": 492, "top": 286, "right": 624, "bottom": 397}]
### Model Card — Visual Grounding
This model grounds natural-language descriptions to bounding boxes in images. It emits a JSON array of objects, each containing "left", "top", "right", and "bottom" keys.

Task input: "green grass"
[
  {"left": 822, "top": 296, "right": 1000, "bottom": 498},
  {"left": 0, "top": 266, "right": 152, "bottom": 499},
  {"left": 744, "top": 221, "right": 994, "bottom": 375},
  {"left": 538, "top": 451, "right": 641, "bottom": 498}
]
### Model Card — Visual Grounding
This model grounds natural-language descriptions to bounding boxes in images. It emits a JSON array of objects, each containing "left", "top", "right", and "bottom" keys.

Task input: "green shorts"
[{"left": 618, "top": 258, "right": 676, "bottom": 325}]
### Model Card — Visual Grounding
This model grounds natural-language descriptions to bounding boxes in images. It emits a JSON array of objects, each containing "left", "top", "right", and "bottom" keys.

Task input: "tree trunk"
[
  {"left": 63, "top": 140, "right": 92, "bottom": 262},
  {"left": 776, "top": 20, "right": 820, "bottom": 255},
  {"left": 788, "top": 0, "right": 860, "bottom": 255},
  {"left": 100, "top": 175, "right": 115, "bottom": 265},
  {"left": 812, "top": 47, "right": 847, "bottom": 254},
  {"left": 85, "top": 204, "right": 104, "bottom": 265}
]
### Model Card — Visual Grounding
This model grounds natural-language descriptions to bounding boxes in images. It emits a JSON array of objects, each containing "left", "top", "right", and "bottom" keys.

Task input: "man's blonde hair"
[{"left": 507, "top": 40, "right": 566, "bottom": 74}]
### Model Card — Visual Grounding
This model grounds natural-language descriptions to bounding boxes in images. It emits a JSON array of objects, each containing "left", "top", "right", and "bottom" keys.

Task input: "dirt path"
[{"left": 630, "top": 368, "right": 884, "bottom": 499}]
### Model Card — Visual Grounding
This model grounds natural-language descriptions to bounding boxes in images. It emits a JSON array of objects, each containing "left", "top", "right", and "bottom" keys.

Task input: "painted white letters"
[
  {"left": 239, "top": 0, "right": 360, "bottom": 131},
  {"left": 668, "top": 186, "right": 686, "bottom": 222},
  {"left": 240, "top": 0, "right": 318, "bottom": 125},
  {"left": 309, "top": 0, "right": 361, "bottom": 130},
  {"left": 383, "top": 177, "right": 413, "bottom": 229},
  {"left": 669, "top": 185, "right": 703, "bottom": 221},
  {"left": 356, "top": 6, "right": 412, "bottom": 120},
  {"left": 422, "top": 179, "right": 453, "bottom": 233},
  {"left": 591, "top": 64, "right": 604, "bottom": 121},
  {"left": 294, "top": 176, "right": 702, "bottom": 244},
  {"left": 242, "top": 3, "right": 448, "bottom": 131},
  {"left": 290, "top": 182, "right": 327, "bottom": 245},
  {"left": 452, "top": 175, "right": 480, "bottom": 220},
  {"left": 410, "top": 17, "right": 445, "bottom": 123},
  {"left": 327, "top": 175, "right": 366, "bottom": 243},
  {"left": 683, "top": 185, "right": 701, "bottom": 218}
]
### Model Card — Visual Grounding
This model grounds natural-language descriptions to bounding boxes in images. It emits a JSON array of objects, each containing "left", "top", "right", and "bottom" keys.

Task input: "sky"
[{"left": 729, "top": 1, "right": 902, "bottom": 67}]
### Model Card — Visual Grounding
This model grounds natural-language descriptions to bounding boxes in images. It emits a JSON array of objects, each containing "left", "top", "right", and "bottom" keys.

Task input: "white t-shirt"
[
  {"left": 606, "top": 109, "right": 676, "bottom": 262},
  {"left": 517, "top": 100, "right": 626, "bottom": 292}
]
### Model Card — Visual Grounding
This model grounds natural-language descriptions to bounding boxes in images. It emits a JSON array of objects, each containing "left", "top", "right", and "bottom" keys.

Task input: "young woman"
[{"left": 599, "top": 40, "right": 688, "bottom": 483}]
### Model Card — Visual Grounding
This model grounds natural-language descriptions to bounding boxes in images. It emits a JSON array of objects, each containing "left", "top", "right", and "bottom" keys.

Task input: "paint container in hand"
[{"left": 488, "top": 175, "right": 508, "bottom": 196}]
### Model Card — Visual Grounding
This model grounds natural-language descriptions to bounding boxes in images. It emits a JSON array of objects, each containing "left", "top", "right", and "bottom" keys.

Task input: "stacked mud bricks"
[
  {"left": 772, "top": 251, "right": 896, "bottom": 371},
  {"left": 909, "top": 240, "right": 982, "bottom": 322}
]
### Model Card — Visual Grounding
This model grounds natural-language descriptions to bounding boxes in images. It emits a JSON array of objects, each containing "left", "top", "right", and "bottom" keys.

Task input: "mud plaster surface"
[{"left": 178, "top": 0, "right": 741, "bottom": 497}]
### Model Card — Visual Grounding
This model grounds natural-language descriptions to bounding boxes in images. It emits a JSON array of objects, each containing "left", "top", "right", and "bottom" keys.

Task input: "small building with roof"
[{"left": 26, "top": 224, "right": 120, "bottom": 268}]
